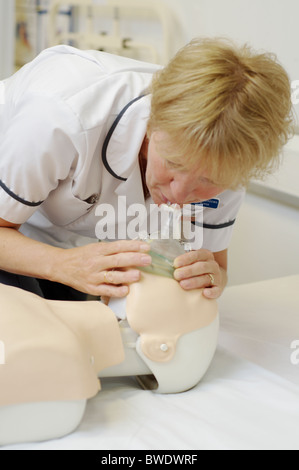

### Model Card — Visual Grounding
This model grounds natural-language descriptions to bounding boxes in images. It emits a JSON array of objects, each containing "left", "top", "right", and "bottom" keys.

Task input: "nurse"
[{"left": 0, "top": 38, "right": 293, "bottom": 301}]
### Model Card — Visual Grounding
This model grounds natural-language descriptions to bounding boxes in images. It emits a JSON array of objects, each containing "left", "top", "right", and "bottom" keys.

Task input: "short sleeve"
[
  {"left": 188, "top": 189, "right": 246, "bottom": 252},
  {"left": 0, "top": 93, "right": 85, "bottom": 224}
]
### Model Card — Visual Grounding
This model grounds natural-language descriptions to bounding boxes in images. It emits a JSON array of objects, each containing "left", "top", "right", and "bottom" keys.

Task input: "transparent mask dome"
[{"left": 139, "top": 203, "right": 194, "bottom": 278}]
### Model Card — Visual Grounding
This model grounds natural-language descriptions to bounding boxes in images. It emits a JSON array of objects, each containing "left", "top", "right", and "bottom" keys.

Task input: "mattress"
[{"left": 2, "top": 275, "right": 299, "bottom": 451}]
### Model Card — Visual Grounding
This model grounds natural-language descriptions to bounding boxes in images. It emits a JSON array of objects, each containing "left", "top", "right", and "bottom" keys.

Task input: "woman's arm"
[
  {"left": 0, "top": 218, "right": 60, "bottom": 280},
  {"left": 0, "top": 218, "right": 152, "bottom": 297}
]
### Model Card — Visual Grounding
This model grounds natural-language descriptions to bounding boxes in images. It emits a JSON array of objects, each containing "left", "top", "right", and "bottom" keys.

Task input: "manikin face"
[{"left": 145, "top": 132, "right": 226, "bottom": 206}]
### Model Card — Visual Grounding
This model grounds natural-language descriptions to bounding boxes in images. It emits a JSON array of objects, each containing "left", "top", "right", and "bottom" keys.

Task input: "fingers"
[
  {"left": 95, "top": 240, "right": 152, "bottom": 271},
  {"left": 89, "top": 241, "right": 152, "bottom": 293},
  {"left": 61, "top": 240, "right": 152, "bottom": 299},
  {"left": 90, "top": 269, "right": 142, "bottom": 298},
  {"left": 101, "top": 268, "right": 141, "bottom": 285},
  {"left": 174, "top": 259, "right": 217, "bottom": 285},
  {"left": 93, "top": 241, "right": 152, "bottom": 298},
  {"left": 96, "top": 283, "right": 130, "bottom": 298},
  {"left": 100, "top": 251, "right": 152, "bottom": 270},
  {"left": 203, "top": 285, "right": 222, "bottom": 299},
  {"left": 97, "top": 240, "right": 150, "bottom": 256},
  {"left": 173, "top": 249, "right": 214, "bottom": 268},
  {"left": 173, "top": 249, "right": 223, "bottom": 298},
  {"left": 174, "top": 267, "right": 217, "bottom": 289},
  {"left": 175, "top": 269, "right": 222, "bottom": 299}
]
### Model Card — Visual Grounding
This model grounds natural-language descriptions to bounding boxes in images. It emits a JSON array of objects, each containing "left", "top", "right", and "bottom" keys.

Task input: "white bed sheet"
[
  {"left": 219, "top": 275, "right": 299, "bottom": 387},
  {"left": 2, "top": 275, "right": 299, "bottom": 451}
]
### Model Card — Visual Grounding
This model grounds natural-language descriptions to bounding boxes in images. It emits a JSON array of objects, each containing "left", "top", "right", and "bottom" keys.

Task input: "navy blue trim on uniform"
[
  {"left": 0, "top": 179, "right": 44, "bottom": 207},
  {"left": 192, "top": 219, "right": 236, "bottom": 229},
  {"left": 102, "top": 95, "right": 146, "bottom": 181}
]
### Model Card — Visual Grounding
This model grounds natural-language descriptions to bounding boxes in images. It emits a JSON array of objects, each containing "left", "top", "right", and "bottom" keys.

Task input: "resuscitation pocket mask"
[
  {"left": 139, "top": 203, "right": 201, "bottom": 278},
  {"left": 139, "top": 238, "right": 185, "bottom": 278}
]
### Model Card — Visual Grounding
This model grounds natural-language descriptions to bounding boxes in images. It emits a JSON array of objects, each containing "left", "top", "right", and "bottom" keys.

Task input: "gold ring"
[
  {"left": 103, "top": 271, "right": 109, "bottom": 283},
  {"left": 208, "top": 273, "right": 215, "bottom": 286}
]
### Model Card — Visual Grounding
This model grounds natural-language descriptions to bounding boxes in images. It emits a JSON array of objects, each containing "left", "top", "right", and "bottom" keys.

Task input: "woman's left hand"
[{"left": 173, "top": 248, "right": 227, "bottom": 299}]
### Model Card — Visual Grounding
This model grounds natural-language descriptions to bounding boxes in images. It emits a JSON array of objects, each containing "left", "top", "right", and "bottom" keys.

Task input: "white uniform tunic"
[{"left": 0, "top": 46, "right": 245, "bottom": 253}]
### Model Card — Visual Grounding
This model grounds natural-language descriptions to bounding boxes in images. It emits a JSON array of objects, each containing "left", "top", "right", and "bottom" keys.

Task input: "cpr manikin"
[
  {"left": 103, "top": 272, "right": 218, "bottom": 393},
  {"left": 0, "top": 206, "right": 219, "bottom": 446}
]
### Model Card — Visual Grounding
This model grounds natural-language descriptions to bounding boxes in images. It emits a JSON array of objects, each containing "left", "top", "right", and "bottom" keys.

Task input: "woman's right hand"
[{"left": 53, "top": 240, "right": 152, "bottom": 298}]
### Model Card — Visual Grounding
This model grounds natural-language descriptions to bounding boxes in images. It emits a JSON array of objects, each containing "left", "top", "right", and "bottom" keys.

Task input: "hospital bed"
[{"left": 1, "top": 274, "right": 298, "bottom": 450}]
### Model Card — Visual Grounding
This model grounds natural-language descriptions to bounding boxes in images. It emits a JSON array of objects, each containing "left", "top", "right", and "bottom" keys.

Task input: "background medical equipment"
[
  {"left": 11, "top": 0, "right": 177, "bottom": 69},
  {"left": 48, "top": 0, "right": 174, "bottom": 65}
]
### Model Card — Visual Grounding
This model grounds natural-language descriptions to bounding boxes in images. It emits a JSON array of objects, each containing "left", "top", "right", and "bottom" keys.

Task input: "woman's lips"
[{"left": 158, "top": 191, "right": 194, "bottom": 207}]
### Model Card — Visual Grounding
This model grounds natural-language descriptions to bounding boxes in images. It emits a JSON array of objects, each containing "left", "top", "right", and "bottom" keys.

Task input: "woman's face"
[{"left": 145, "top": 131, "right": 226, "bottom": 206}]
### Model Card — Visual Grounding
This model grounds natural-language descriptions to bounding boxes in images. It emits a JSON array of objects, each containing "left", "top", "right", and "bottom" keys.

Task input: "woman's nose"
[{"left": 170, "top": 178, "right": 196, "bottom": 204}]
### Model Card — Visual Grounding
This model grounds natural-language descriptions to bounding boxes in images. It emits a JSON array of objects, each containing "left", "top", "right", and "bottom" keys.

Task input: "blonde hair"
[{"left": 147, "top": 37, "right": 294, "bottom": 189}]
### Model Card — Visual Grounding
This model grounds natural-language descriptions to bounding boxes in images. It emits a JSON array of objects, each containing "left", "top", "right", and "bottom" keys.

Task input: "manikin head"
[{"left": 109, "top": 270, "right": 219, "bottom": 393}]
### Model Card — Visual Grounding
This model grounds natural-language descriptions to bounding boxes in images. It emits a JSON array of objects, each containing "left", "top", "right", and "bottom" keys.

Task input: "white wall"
[
  {"left": 162, "top": 0, "right": 299, "bottom": 119},
  {"left": 228, "top": 193, "right": 299, "bottom": 285},
  {"left": 164, "top": 0, "right": 299, "bottom": 72},
  {"left": 227, "top": 135, "right": 299, "bottom": 285}
]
